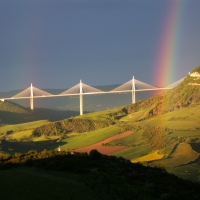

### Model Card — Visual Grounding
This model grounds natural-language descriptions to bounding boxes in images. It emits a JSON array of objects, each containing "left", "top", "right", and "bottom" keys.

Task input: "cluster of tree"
[
  {"left": 0, "top": 149, "right": 200, "bottom": 199},
  {"left": 106, "top": 107, "right": 128, "bottom": 120},
  {"left": 32, "top": 118, "right": 111, "bottom": 137},
  {"left": 142, "top": 126, "right": 170, "bottom": 149}
]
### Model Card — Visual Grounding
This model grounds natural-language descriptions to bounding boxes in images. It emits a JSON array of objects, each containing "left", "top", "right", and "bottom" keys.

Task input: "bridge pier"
[
  {"left": 30, "top": 97, "right": 34, "bottom": 110},
  {"left": 132, "top": 76, "right": 136, "bottom": 104},
  {"left": 80, "top": 80, "right": 83, "bottom": 115},
  {"left": 30, "top": 83, "right": 34, "bottom": 110}
]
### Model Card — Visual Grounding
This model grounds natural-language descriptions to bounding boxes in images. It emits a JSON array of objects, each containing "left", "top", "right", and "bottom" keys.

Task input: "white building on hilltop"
[
  {"left": 189, "top": 72, "right": 200, "bottom": 77},
  {"left": 58, "top": 146, "right": 61, "bottom": 152}
]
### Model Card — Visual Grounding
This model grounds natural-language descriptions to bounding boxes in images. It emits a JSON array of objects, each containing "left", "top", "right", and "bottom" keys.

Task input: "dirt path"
[{"left": 75, "top": 131, "right": 133, "bottom": 155}]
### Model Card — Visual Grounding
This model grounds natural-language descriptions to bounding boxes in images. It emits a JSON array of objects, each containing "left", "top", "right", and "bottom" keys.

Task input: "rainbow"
[{"left": 154, "top": 0, "right": 186, "bottom": 87}]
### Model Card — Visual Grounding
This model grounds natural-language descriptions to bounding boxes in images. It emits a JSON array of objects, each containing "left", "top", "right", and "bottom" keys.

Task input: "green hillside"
[{"left": 124, "top": 66, "right": 200, "bottom": 117}]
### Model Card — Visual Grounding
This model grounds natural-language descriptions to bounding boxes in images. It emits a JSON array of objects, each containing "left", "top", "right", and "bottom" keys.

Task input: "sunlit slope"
[
  {"left": 141, "top": 105, "right": 200, "bottom": 130},
  {"left": 120, "top": 66, "right": 200, "bottom": 120}
]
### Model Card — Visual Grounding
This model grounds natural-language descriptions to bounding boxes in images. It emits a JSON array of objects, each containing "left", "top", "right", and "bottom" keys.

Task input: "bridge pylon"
[
  {"left": 111, "top": 76, "right": 159, "bottom": 104},
  {"left": 59, "top": 80, "right": 103, "bottom": 115},
  {"left": 11, "top": 83, "right": 52, "bottom": 110}
]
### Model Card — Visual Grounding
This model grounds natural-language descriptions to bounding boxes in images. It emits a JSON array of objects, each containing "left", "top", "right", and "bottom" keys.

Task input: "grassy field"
[
  {"left": 32, "top": 135, "right": 61, "bottom": 142},
  {"left": 171, "top": 162, "right": 200, "bottom": 182},
  {"left": 141, "top": 105, "right": 200, "bottom": 129},
  {"left": 2, "top": 129, "right": 61, "bottom": 143},
  {"left": 0, "top": 120, "right": 49, "bottom": 133},
  {"left": 168, "top": 143, "right": 199, "bottom": 166},
  {"left": 149, "top": 143, "right": 199, "bottom": 170},
  {"left": 143, "top": 117, "right": 200, "bottom": 130},
  {"left": 120, "top": 105, "right": 154, "bottom": 122},
  {"left": 0, "top": 167, "right": 99, "bottom": 200},
  {"left": 131, "top": 150, "right": 164, "bottom": 163},
  {"left": 114, "top": 145, "right": 152, "bottom": 160},
  {"left": 0, "top": 120, "right": 56, "bottom": 143},
  {"left": 75, "top": 107, "right": 123, "bottom": 121},
  {"left": 168, "top": 130, "right": 200, "bottom": 137},
  {"left": 48, "top": 126, "right": 122, "bottom": 151},
  {"left": 190, "top": 143, "right": 200, "bottom": 153},
  {"left": 106, "top": 129, "right": 144, "bottom": 147},
  {"left": 6, "top": 130, "right": 33, "bottom": 141}
]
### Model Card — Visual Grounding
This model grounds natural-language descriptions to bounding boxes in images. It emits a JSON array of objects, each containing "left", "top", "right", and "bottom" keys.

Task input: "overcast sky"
[{"left": 0, "top": 0, "right": 200, "bottom": 92}]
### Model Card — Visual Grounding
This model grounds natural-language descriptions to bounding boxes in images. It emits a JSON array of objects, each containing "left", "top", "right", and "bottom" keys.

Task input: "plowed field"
[{"left": 75, "top": 131, "right": 133, "bottom": 155}]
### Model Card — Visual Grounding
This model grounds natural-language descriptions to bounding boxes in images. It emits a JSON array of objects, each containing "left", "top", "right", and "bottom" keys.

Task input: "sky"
[{"left": 0, "top": 0, "right": 200, "bottom": 92}]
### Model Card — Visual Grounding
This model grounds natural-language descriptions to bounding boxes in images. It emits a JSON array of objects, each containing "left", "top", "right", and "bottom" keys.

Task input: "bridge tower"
[
  {"left": 132, "top": 76, "right": 136, "bottom": 104},
  {"left": 30, "top": 83, "right": 34, "bottom": 110},
  {"left": 80, "top": 80, "right": 83, "bottom": 115}
]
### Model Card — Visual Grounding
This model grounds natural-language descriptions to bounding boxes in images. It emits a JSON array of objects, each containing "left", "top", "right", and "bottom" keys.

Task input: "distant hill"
[
  {"left": 0, "top": 100, "right": 81, "bottom": 124},
  {"left": 0, "top": 100, "right": 37, "bottom": 124}
]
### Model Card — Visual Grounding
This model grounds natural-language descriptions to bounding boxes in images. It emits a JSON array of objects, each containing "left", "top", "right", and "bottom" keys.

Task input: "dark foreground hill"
[{"left": 1, "top": 150, "right": 200, "bottom": 200}]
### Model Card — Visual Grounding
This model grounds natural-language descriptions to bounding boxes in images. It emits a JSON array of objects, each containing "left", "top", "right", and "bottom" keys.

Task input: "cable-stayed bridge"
[{"left": 0, "top": 76, "right": 185, "bottom": 115}]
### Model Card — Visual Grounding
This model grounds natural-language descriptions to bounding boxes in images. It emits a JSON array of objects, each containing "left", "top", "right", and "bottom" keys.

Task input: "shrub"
[{"left": 89, "top": 149, "right": 102, "bottom": 159}]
